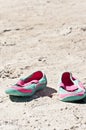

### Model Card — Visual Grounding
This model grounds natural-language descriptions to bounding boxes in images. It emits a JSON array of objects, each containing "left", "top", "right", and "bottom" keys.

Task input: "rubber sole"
[{"left": 60, "top": 94, "right": 86, "bottom": 102}]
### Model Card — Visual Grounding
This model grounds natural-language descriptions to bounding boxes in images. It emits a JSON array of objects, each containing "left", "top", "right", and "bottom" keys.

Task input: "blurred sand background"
[{"left": 0, "top": 0, "right": 86, "bottom": 129}]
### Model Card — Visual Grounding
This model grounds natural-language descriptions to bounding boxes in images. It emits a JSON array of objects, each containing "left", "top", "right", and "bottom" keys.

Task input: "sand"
[{"left": 0, "top": 0, "right": 86, "bottom": 129}]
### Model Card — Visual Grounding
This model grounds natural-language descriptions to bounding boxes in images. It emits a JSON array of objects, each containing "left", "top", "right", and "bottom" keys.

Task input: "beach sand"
[{"left": 0, "top": 0, "right": 86, "bottom": 129}]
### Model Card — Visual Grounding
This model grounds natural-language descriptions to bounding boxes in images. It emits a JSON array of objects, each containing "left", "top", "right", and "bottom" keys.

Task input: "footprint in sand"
[
  {"left": 0, "top": 42, "right": 16, "bottom": 47},
  {"left": 80, "top": 27, "right": 86, "bottom": 32},
  {"left": 0, "top": 65, "right": 23, "bottom": 79},
  {"left": 59, "top": 27, "right": 72, "bottom": 36}
]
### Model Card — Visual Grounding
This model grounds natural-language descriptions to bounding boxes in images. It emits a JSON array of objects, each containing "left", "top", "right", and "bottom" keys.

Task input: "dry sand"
[{"left": 0, "top": 0, "right": 86, "bottom": 130}]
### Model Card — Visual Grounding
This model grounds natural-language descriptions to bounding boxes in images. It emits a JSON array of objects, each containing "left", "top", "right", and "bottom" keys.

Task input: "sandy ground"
[{"left": 0, "top": 0, "right": 86, "bottom": 129}]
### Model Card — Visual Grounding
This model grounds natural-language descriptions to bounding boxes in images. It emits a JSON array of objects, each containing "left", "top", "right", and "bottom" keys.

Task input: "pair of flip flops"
[{"left": 5, "top": 71, "right": 86, "bottom": 102}]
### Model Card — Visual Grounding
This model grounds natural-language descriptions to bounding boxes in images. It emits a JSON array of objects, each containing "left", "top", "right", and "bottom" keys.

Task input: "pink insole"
[{"left": 62, "top": 72, "right": 78, "bottom": 92}]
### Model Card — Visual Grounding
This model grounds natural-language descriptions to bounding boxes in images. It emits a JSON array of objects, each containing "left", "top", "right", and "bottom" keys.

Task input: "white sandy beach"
[{"left": 0, "top": 0, "right": 86, "bottom": 129}]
